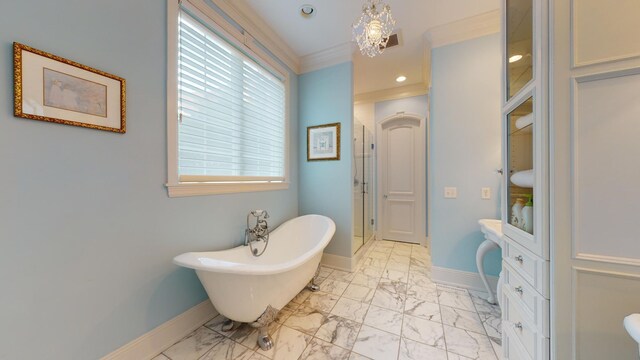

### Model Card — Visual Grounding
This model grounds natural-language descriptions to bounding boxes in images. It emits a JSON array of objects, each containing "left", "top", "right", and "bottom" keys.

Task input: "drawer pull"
[
  {"left": 515, "top": 286, "right": 524, "bottom": 295},
  {"left": 514, "top": 255, "right": 524, "bottom": 264},
  {"left": 514, "top": 322, "right": 523, "bottom": 330}
]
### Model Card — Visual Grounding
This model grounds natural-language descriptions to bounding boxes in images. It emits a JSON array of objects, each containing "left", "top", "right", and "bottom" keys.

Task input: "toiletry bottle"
[
  {"left": 511, "top": 198, "right": 525, "bottom": 228},
  {"left": 522, "top": 195, "right": 533, "bottom": 233}
]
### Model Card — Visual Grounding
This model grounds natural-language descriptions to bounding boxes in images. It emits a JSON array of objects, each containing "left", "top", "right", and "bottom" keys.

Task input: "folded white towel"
[
  {"left": 511, "top": 169, "right": 534, "bottom": 188},
  {"left": 515, "top": 113, "right": 533, "bottom": 129}
]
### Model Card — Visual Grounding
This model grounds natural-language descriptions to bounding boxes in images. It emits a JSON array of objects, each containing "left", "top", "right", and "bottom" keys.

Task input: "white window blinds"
[{"left": 177, "top": 9, "right": 286, "bottom": 183}]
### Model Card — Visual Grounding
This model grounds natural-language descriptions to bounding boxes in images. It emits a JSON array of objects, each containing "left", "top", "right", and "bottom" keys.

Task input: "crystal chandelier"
[{"left": 352, "top": 0, "right": 396, "bottom": 58}]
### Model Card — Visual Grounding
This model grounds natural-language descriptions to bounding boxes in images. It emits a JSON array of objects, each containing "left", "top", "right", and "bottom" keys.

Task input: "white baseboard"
[
  {"left": 321, "top": 252, "right": 353, "bottom": 272},
  {"left": 431, "top": 266, "right": 499, "bottom": 293},
  {"left": 101, "top": 300, "right": 218, "bottom": 360}
]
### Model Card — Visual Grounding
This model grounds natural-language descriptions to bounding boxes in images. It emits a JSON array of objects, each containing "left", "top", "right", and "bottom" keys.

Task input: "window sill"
[{"left": 166, "top": 182, "right": 289, "bottom": 197}]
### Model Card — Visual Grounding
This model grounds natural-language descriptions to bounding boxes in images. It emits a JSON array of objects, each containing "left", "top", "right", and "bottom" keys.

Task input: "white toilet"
[{"left": 624, "top": 314, "right": 640, "bottom": 357}]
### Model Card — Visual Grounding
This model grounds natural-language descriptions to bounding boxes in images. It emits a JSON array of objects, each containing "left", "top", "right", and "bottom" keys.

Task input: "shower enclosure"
[{"left": 353, "top": 121, "right": 375, "bottom": 254}]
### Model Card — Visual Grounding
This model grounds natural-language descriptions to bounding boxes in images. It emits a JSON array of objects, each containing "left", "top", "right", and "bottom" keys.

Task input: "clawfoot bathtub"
[{"left": 173, "top": 214, "right": 336, "bottom": 350}]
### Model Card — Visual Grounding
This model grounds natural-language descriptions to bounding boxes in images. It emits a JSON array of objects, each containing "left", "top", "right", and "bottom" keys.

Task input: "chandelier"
[{"left": 352, "top": 0, "right": 396, "bottom": 58}]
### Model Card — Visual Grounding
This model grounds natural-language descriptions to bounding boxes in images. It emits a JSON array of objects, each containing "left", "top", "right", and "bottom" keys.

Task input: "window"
[{"left": 167, "top": 2, "right": 289, "bottom": 197}]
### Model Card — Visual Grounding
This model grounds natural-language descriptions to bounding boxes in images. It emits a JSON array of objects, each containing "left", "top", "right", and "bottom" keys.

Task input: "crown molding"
[
  {"left": 354, "top": 82, "right": 429, "bottom": 104},
  {"left": 300, "top": 42, "right": 355, "bottom": 74},
  {"left": 425, "top": 9, "right": 500, "bottom": 49},
  {"left": 209, "top": 0, "right": 301, "bottom": 73}
]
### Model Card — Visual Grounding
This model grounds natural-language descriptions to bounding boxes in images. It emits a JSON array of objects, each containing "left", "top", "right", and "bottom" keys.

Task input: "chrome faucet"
[{"left": 245, "top": 210, "right": 270, "bottom": 256}]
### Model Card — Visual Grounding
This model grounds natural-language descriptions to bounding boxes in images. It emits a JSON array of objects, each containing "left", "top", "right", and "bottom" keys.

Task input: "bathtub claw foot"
[
  {"left": 221, "top": 319, "right": 240, "bottom": 332},
  {"left": 307, "top": 265, "right": 321, "bottom": 292},
  {"left": 257, "top": 332, "right": 274, "bottom": 351},
  {"left": 307, "top": 283, "right": 320, "bottom": 292}
]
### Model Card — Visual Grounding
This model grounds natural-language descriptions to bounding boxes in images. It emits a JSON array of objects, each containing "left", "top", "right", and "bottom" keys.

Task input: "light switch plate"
[
  {"left": 444, "top": 187, "right": 457, "bottom": 198},
  {"left": 482, "top": 187, "right": 491, "bottom": 199}
]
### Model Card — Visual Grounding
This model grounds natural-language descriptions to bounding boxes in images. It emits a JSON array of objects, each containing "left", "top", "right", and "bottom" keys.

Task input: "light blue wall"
[
  {"left": 299, "top": 63, "right": 353, "bottom": 258},
  {"left": 430, "top": 34, "right": 502, "bottom": 276},
  {"left": 0, "top": 1, "right": 298, "bottom": 359}
]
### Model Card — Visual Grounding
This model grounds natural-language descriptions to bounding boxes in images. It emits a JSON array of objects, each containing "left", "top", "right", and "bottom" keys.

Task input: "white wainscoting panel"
[
  {"left": 572, "top": 0, "right": 640, "bottom": 66},
  {"left": 573, "top": 69, "right": 640, "bottom": 265},
  {"left": 573, "top": 267, "right": 640, "bottom": 359}
]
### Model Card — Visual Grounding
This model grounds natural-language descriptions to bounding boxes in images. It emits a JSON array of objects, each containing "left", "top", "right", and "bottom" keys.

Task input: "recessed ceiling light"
[
  {"left": 300, "top": 5, "right": 315, "bottom": 18},
  {"left": 396, "top": 75, "right": 407, "bottom": 83},
  {"left": 509, "top": 54, "right": 523, "bottom": 63}
]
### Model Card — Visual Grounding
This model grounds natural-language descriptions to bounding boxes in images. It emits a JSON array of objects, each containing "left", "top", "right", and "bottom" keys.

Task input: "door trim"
[{"left": 376, "top": 112, "right": 427, "bottom": 245}]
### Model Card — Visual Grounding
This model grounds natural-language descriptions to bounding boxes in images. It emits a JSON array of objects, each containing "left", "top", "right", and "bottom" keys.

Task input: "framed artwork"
[
  {"left": 13, "top": 42, "right": 126, "bottom": 133},
  {"left": 307, "top": 122, "right": 341, "bottom": 161}
]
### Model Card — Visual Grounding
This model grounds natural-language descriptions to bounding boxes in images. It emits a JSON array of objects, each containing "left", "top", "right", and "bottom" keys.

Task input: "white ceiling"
[{"left": 234, "top": 0, "right": 500, "bottom": 96}]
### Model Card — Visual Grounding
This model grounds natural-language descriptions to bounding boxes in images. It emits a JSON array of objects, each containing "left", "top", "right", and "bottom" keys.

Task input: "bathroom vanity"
[{"left": 500, "top": 0, "right": 550, "bottom": 358}]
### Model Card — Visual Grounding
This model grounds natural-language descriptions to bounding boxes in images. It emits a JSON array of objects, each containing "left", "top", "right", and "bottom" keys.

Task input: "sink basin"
[{"left": 478, "top": 219, "right": 503, "bottom": 245}]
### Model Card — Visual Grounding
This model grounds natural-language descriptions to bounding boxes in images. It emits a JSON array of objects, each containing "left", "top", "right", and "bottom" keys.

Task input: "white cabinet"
[{"left": 501, "top": 0, "right": 549, "bottom": 358}]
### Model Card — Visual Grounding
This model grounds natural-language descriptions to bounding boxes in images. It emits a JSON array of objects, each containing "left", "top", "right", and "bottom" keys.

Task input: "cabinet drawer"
[
  {"left": 504, "top": 322, "right": 533, "bottom": 360},
  {"left": 502, "top": 289, "right": 549, "bottom": 360},
  {"left": 503, "top": 237, "right": 549, "bottom": 297},
  {"left": 503, "top": 262, "right": 550, "bottom": 336}
]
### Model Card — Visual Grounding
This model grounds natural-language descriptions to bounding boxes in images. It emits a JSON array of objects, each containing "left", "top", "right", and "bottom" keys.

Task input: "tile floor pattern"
[{"left": 154, "top": 240, "right": 502, "bottom": 360}]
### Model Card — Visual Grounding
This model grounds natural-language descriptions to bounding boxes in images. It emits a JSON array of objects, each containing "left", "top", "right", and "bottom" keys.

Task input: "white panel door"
[{"left": 378, "top": 115, "right": 424, "bottom": 244}]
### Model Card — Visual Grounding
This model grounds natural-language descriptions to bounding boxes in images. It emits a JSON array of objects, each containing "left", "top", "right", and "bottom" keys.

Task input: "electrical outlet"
[
  {"left": 444, "top": 187, "right": 457, "bottom": 199},
  {"left": 482, "top": 187, "right": 491, "bottom": 199}
]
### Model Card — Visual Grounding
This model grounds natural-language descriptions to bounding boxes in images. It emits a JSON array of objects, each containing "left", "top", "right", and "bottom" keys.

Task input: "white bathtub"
[{"left": 173, "top": 214, "right": 336, "bottom": 323}]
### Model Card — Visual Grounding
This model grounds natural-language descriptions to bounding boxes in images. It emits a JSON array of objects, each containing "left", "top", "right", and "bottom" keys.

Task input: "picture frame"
[
  {"left": 13, "top": 42, "right": 126, "bottom": 133},
  {"left": 307, "top": 122, "right": 341, "bottom": 161}
]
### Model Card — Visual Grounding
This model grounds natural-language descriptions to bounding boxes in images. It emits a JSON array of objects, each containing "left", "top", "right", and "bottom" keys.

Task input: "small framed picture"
[
  {"left": 307, "top": 122, "right": 341, "bottom": 161},
  {"left": 13, "top": 42, "right": 126, "bottom": 133}
]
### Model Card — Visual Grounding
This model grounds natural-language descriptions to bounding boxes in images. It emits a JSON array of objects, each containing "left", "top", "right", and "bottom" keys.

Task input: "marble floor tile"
[
  {"left": 362, "top": 257, "right": 388, "bottom": 269},
  {"left": 319, "top": 279, "right": 349, "bottom": 296},
  {"left": 318, "top": 266, "right": 334, "bottom": 278},
  {"left": 290, "top": 289, "right": 313, "bottom": 305},
  {"left": 371, "top": 287, "right": 406, "bottom": 312},
  {"left": 327, "top": 269, "right": 357, "bottom": 283},
  {"left": 352, "top": 325, "right": 400, "bottom": 360},
  {"left": 298, "top": 337, "right": 350, "bottom": 360},
  {"left": 283, "top": 306, "right": 327, "bottom": 335},
  {"left": 381, "top": 268, "right": 409, "bottom": 283},
  {"left": 205, "top": 315, "right": 238, "bottom": 336},
  {"left": 164, "top": 326, "right": 225, "bottom": 360},
  {"left": 406, "top": 284, "right": 438, "bottom": 303},
  {"left": 155, "top": 239, "right": 502, "bottom": 360},
  {"left": 199, "top": 338, "right": 254, "bottom": 360},
  {"left": 330, "top": 297, "right": 369, "bottom": 323},
  {"left": 351, "top": 272, "right": 381, "bottom": 288},
  {"left": 349, "top": 352, "right": 373, "bottom": 360},
  {"left": 230, "top": 323, "right": 280, "bottom": 351},
  {"left": 301, "top": 291, "right": 340, "bottom": 313},
  {"left": 369, "top": 251, "right": 391, "bottom": 260},
  {"left": 391, "top": 247, "right": 412, "bottom": 256},
  {"left": 398, "top": 337, "right": 448, "bottom": 360},
  {"left": 401, "top": 314, "right": 446, "bottom": 350},
  {"left": 342, "top": 283, "right": 376, "bottom": 303},
  {"left": 403, "top": 297, "right": 441, "bottom": 322},
  {"left": 480, "top": 312, "right": 502, "bottom": 339},
  {"left": 363, "top": 305, "right": 403, "bottom": 335},
  {"left": 444, "top": 325, "right": 498, "bottom": 360},
  {"left": 274, "top": 302, "right": 299, "bottom": 325},
  {"left": 315, "top": 314, "right": 361, "bottom": 350},
  {"left": 447, "top": 353, "right": 475, "bottom": 360},
  {"left": 255, "top": 325, "right": 312, "bottom": 360},
  {"left": 441, "top": 305, "right": 486, "bottom": 334},
  {"left": 437, "top": 289, "right": 476, "bottom": 312},
  {"left": 490, "top": 336, "right": 503, "bottom": 359}
]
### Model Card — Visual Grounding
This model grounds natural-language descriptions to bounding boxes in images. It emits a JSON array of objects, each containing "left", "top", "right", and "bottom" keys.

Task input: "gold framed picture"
[
  {"left": 13, "top": 42, "right": 126, "bottom": 133},
  {"left": 307, "top": 122, "right": 341, "bottom": 161}
]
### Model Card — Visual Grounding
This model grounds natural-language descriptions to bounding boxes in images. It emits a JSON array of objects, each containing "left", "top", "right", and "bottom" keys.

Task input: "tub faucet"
[{"left": 245, "top": 210, "right": 270, "bottom": 256}]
